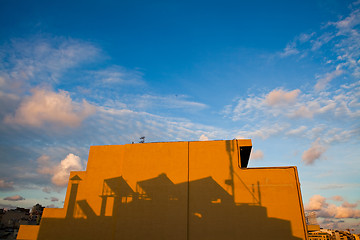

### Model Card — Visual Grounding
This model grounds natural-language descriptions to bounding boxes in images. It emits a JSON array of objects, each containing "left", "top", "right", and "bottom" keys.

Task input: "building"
[
  {"left": 1, "top": 208, "right": 29, "bottom": 229},
  {"left": 306, "top": 212, "right": 318, "bottom": 225},
  {"left": 17, "top": 139, "right": 308, "bottom": 240}
]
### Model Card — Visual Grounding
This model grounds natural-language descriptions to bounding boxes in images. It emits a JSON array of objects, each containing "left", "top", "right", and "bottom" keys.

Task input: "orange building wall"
[{"left": 17, "top": 139, "right": 308, "bottom": 240}]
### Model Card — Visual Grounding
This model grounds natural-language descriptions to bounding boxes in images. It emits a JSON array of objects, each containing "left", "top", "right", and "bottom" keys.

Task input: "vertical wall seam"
[{"left": 187, "top": 141, "right": 190, "bottom": 240}]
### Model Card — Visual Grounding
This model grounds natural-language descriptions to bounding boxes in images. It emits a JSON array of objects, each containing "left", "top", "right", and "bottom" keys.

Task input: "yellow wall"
[
  {"left": 17, "top": 225, "right": 39, "bottom": 240},
  {"left": 18, "top": 140, "right": 308, "bottom": 240}
]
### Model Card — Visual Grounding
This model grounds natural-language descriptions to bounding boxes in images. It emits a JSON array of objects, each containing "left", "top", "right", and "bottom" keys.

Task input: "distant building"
[
  {"left": 29, "top": 204, "right": 44, "bottom": 225},
  {"left": 1, "top": 208, "right": 29, "bottom": 229},
  {"left": 306, "top": 211, "right": 318, "bottom": 225},
  {"left": 307, "top": 226, "right": 358, "bottom": 240}
]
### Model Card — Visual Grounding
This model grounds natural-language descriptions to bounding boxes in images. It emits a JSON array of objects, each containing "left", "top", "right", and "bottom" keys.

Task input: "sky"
[{"left": 0, "top": 0, "right": 359, "bottom": 233}]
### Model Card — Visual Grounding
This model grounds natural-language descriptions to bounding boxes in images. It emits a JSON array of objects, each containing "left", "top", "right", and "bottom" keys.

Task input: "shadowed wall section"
[{"left": 17, "top": 140, "right": 308, "bottom": 240}]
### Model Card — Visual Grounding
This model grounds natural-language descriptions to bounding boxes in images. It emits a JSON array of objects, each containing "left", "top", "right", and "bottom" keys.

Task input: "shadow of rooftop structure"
[
  {"left": 17, "top": 140, "right": 308, "bottom": 240},
  {"left": 36, "top": 174, "right": 302, "bottom": 240}
]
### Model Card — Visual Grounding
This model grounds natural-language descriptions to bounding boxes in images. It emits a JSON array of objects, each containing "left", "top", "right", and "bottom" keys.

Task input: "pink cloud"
[
  {"left": 306, "top": 194, "right": 327, "bottom": 211},
  {"left": 302, "top": 140, "right": 326, "bottom": 165},
  {"left": 331, "top": 195, "right": 344, "bottom": 202},
  {"left": 306, "top": 194, "right": 360, "bottom": 219},
  {"left": 250, "top": 149, "right": 264, "bottom": 160},
  {"left": 4, "top": 88, "right": 95, "bottom": 128},
  {"left": 51, "top": 197, "right": 59, "bottom": 202},
  {"left": 4, "top": 195, "right": 25, "bottom": 201},
  {"left": 0, "top": 179, "right": 14, "bottom": 190},
  {"left": 265, "top": 89, "right": 300, "bottom": 106}
]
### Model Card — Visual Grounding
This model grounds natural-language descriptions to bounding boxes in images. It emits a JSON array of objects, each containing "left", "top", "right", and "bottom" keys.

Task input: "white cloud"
[
  {"left": 279, "top": 8, "right": 360, "bottom": 90},
  {"left": 298, "top": 32, "right": 315, "bottom": 43},
  {"left": 302, "top": 139, "right": 326, "bottom": 165},
  {"left": 91, "top": 66, "right": 144, "bottom": 85},
  {"left": 280, "top": 42, "right": 299, "bottom": 57},
  {"left": 37, "top": 153, "right": 83, "bottom": 187},
  {"left": 199, "top": 134, "right": 209, "bottom": 141},
  {"left": 310, "top": 32, "right": 335, "bottom": 51},
  {"left": 227, "top": 81, "right": 360, "bottom": 122},
  {"left": 4, "top": 195, "right": 25, "bottom": 201},
  {"left": 94, "top": 105, "right": 227, "bottom": 144},
  {"left": 236, "top": 124, "right": 289, "bottom": 140},
  {"left": 0, "top": 37, "right": 99, "bottom": 88},
  {"left": 332, "top": 9, "right": 360, "bottom": 34},
  {"left": 4, "top": 88, "right": 95, "bottom": 128},
  {"left": 131, "top": 94, "right": 208, "bottom": 111},
  {"left": 289, "top": 99, "right": 337, "bottom": 119},
  {"left": 250, "top": 149, "right": 264, "bottom": 160},
  {"left": 51, "top": 154, "right": 83, "bottom": 187},
  {"left": 286, "top": 126, "right": 307, "bottom": 136},
  {"left": 315, "top": 67, "right": 343, "bottom": 91}
]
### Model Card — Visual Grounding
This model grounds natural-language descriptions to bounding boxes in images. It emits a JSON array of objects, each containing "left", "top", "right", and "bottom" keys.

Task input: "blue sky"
[{"left": 0, "top": 0, "right": 359, "bottom": 233}]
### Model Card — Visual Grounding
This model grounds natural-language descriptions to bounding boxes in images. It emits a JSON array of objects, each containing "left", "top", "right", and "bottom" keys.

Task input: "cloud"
[
  {"left": 306, "top": 194, "right": 360, "bottom": 219},
  {"left": 331, "top": 195, "right": 344, "bottom": 202},
  {"left": 280, "top": 42, "right": 299, "bottom": 57},
  {"left": 199, "top": 134, "right": 209, "bottom": 141},
  {"left": 4, "top": 88, "right": 95, "bottom": 128},
  {"left": 315, "top": 67, "right": 343, "bottom": 91},
  {"left": 286, "top": 126, "right": 307, "bottom": 136},
  {"left": 4, "top": 195, "right": 25, "bottom": 201},
  {"left": 319, "top": 184, "right": 345, "bottom": 190},
  {"left": 0, "top": 203, "right": 17, "bottom": 209},
  {"left": 227, "top": 85, "right": 357, "bottom": 121},
  {"left": 0, "top": 37, "right": 100, "bottom": 89},
  {"left": 306, "top": 194, "right": 327, "bottom": 211},
  {"left": 250, "top": 149, "right": 264, "bottom": 160},
  {"left": 37, "top": 153, "right": 84, "bottom": 187},
  {"left": 302, "top": 139, "right": 326, "bottom": 165},
  {"left": 91, "top": 66, "right": 144, "bottom": 85},
  {"left": 320, "top": 204, "right": 360, "bottom": 219},
  {"left": 298, "top": 32, "right": 315, "bottom": 43},
  {"left": 51, "top": 154, "right": 83, "bottom": 187},
  {"left": 236, "top": 124, "right": 289, "bottom": 140},
  {"left": 0, "top": 179, "right": 14, "bottom": 191},
  {"left": 131, "top": 94, "right": 208, "bottom": 111},
  {"left": 278, "top": 8, "right": 360, "bottom": 89},
  {"left": 265, "top": 89, "right": 300, "bottom": 106},
  {"left": 37, "top": 155, "right": 55, "bottom": 175},
  {"left": 93, "top": 105, "right": 226, "bottom": 145},
  {"left": 46, "top": 204, "right": 58, "bottom": 208},
  {"left": 42, "top": 187, "right": 52, "bottom": 194},
  {"left": 331, "top": 9, "right": 360, "bottom": 34},
  {"left": 289, "top": 99, "right": 337, "bottom": 119},
  {"left": 342, "top": 201, "right": 358, "bottom": 208},
  {"left": 50, "top": 197, "right": 59, "bottom": 202}
]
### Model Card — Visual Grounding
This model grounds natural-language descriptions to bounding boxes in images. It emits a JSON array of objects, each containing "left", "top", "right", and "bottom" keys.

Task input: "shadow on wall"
[{"left": 37, "top": 173, "right": 302, "bottom": 240}]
